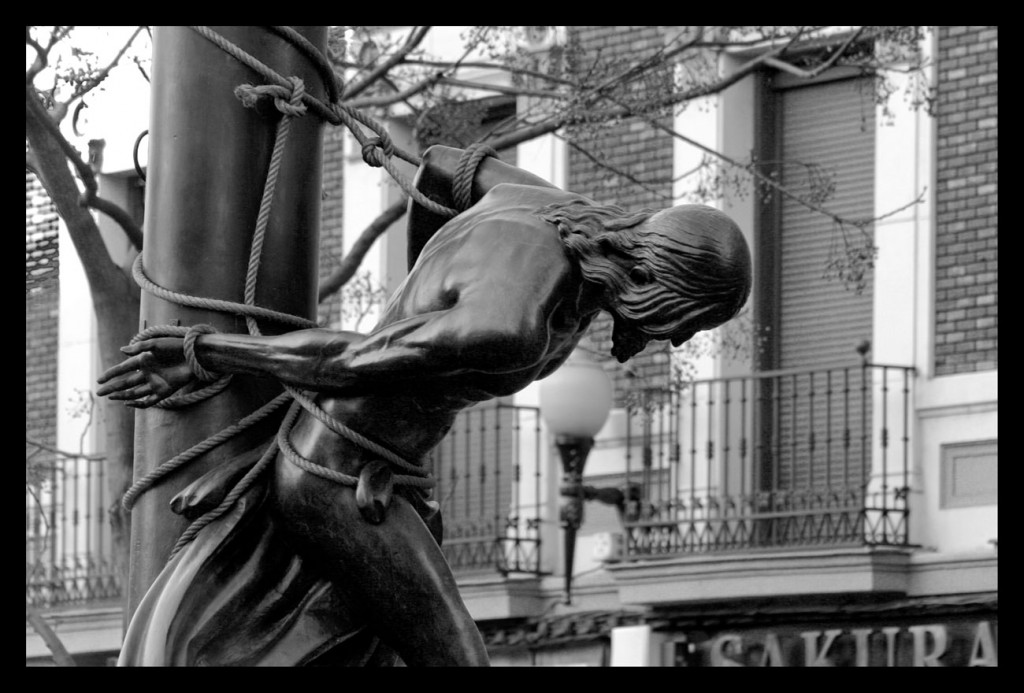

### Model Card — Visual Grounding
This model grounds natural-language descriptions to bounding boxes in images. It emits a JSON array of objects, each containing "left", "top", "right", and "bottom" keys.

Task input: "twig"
[
  {"left": 318, "top": 197, "right": 408, "bottom": 302},
  {"left": 26, "top": 436, "right": 105, "bottom": 461}
]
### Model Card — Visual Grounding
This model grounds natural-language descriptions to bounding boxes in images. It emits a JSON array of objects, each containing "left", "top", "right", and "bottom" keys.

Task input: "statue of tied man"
[{"left": 98, "top": 145, "right": 751, "bottom": 666}]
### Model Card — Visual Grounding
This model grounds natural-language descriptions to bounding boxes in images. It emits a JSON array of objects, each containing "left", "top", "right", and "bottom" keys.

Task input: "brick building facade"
[
  {"left": 934, "top": 26, "right": 998, "bottom": 375},
  {"left": 567, "top": 26, "right": 677, "bottom": 399},
  {"left": 27, "top": 26, "right": 997, "bottom": 666},
  {"left": 26, "top": 172, "right": 60, "bottom": 466}
]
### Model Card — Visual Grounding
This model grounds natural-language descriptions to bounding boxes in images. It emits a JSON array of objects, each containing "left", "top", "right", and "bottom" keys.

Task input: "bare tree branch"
[
  {"left": 26, "top": 85, "right": 134, "bottom": 295},
  {"left": 26, "top": 436, "right": 105, "bottom": 461},
  {"left": 646, "top": 110, "right": 921, "bottom": 230},
  {"left": 474, "top": 35, "right": 796, "bottom": 153},
  {"left": 319, "top": 197, "right": 408, "bottom": 302},
  {"left": 25, "top": 28, "right": 50, "bottom": 82},
  {"left": 560, "top": 133, "right": 673, "bottom": 202},
  {"left": 403, "top": 57, "right": 579, "bottom": 88},
  {"left": 343, "top": 25, "right": 432, "bottom": 100},
  {"left": 347, "top": 71, "right": 445, "bottom": 109},
  {"left": 26, "top": 26, "right": 74, "bottom": 82},
  {"left": 26, "top": 606, "right": 76, "bottom": 666},
  {"left": 89, "top": 195, "right": 144, "bottom": 251},
  {"left": 67, "top": 26, "right": 145, "bottom": 105},
  {"left": 25, "top": 86, "right": 143, "bottom": 252},
  {"left": 438, "top": 76, "right": 570, "bottom": 100},
  {"left": 761, "top": 27, "right": 867, "bottom": 79}
]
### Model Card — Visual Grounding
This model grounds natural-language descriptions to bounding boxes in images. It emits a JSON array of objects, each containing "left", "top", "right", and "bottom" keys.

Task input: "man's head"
[{"left": 542, "top": 200, "right": 752, "bottom": 362}]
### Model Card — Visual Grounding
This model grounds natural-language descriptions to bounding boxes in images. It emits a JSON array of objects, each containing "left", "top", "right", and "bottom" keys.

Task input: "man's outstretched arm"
[
  {"left": 98, "top": 303, "right": 551, "bottom": 407},
  {"left": 96, "top": 328, "right": 366, "bottom": 406}
]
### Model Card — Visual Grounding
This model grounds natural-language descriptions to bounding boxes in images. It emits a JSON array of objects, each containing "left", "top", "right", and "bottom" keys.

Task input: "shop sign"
[{"left": 670, "top": 619, "right": 997, "bottom": 667}]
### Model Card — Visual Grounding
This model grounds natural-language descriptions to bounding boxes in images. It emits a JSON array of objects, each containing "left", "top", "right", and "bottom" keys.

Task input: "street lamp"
[{"left": 539, "top": 350, "right": 614, "bottom": 605}]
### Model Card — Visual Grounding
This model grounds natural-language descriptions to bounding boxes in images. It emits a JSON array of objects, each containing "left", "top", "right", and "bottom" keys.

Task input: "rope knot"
[
  {"left": 360, "top": 135, "right": 395, "bottom": 168},
  {"left": 234, "top": 77, "right": 307, "bottom": 118},
  {"left": 183, "top": 324, "right": 221, "bottom": 381},
  {"left": 275, "top": 76, "right": 307, "bottom": 117}
]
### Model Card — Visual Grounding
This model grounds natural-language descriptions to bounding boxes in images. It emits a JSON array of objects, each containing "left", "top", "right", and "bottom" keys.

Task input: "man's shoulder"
[
  {"left": 466, "top": 185, "right": 587, "bottom": 233},
  {"left": 485, "top": 182, "right": 585, "bottom": 202}
]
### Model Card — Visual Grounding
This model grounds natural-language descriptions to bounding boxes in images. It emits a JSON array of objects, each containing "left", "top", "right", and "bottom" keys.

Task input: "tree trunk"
[
  {"left": 26, "top": 606, "right": 76, "bottom": 666},
  {"left": 26, "top": 88, "right": 141, "bottom": 635}
]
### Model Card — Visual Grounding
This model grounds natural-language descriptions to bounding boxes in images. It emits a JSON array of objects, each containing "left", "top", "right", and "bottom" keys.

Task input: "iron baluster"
[
  {"left": 808, "top": 371, "right": 815, "bottom": 493},
  {"left": 493, "top": 406, "right": 501, "bottom": 561},
  {"left": 902, "top": 368, "right": 911, "bottom": 525},
  {"left": 881, "top": 367, "right": 889, "bottom": 543},
  {"left": 625, "top": 398, "right": 633, "bottom": 554},
  {"left": 723, "top": 379, "right": 731, "bottom": 507},
  {"left": 60, "top": 459, "right": 68, "bottom": 602},
  {"left": 689, "top": 384, "right": 697, "bottom": 549},
  {"left": 861, "top": 360, "right": 869, "bottom": 540},
  {"left": 479, "top": 408, "right": 486, "bottom": 522},
  {"left": 463, "top": 411, "right": 471, "bottom": 521},
  {"left": 825, "top": 370, "right": 832, "bottom": 492},
  {"left": 790, "top": 373, "right": 798, "bottom": 495},
  {"left": 534, "top": 409, "right": 542, "bottom": 567},
  {"left": 705, "top": 380, "right": 714, "bottom": 550},
  {"left": 843, "top": 367, "right": 850, "bottom": 493}
]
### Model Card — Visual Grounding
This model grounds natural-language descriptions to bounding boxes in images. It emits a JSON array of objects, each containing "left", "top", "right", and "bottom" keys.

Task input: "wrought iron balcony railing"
[
  {"left": 430, "top": 402, "right": 546, "bottom": 575},
  {"left": 620, "top": 363, "right": 915, "bottom": 558},
  {"left": 26, "top": 455, "right": 123, "bottom": 608},
  {"left": 26, "top": 402, "right": 546, "bottom": 608}
]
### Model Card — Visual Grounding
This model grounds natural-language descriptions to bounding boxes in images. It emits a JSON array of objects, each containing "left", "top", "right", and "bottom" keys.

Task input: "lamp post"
[{"left": 539, "top": 350, "right": 614, "bottom": 605}]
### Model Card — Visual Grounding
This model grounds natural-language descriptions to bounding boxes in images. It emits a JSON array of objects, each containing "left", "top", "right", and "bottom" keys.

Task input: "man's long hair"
[{"left": 538, "top": 198, "right": 751, "bottom": 339}]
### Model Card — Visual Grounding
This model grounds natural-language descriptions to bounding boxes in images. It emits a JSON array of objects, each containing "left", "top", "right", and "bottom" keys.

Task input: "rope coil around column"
[
  {"left": 131, "top": 26, "right": 473, "bottom": 555},
  {"left": 132, "top": 255, "right": 318, "bottom": 331},
  {"left": 453, "top": 143, "right": 499, "bottom": 212},
  {"left": 190, "top": 25, "right": 463, "bottom": 220},
  {"left": 122, "top": 391, "right": 293, "bottom": 512}
]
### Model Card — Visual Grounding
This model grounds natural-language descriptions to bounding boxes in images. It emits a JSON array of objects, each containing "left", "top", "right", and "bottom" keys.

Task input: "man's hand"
[{"left": 96, "top": 338, "right": 195, "bottom": 408}]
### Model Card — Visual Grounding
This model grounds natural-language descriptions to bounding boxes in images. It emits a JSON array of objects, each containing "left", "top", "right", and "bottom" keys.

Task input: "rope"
[
  {"left": 183, "top": 324, "right": 222, "bottom": 381},
  {"left": 170, "top": 433, "right": 282, "bottom": 557},
  {"left": 132, "top": 255, "right": 318, "bottom": 330},
  {"left": 129, "top": 324, "right": 233, "bottom": 408},
  {"left": 287, "top": 388, "right": 431, "bottom": 483},
  {"left": 275, "top": 399, "right": 433, "bottom": 493},
  {"left": 189, "top": 25, "right": 461, "bottom": 219},
  {"left": 265, "top": 25, "right": 341, "bottom": 104},
  {"left": 237, "top": 76, "right": 305, "bottom": 336},
  {"left": 235, "top": 80, "right": 307, "bottom": 118},
  {"left": 453, "top": 143, "right": 499, "bottom": 212},
  {"left": 275, "top": 400, "right": 358, "bottom": 486},
  {"left": 122, "top": 392, "right": 292, "bottom": 512},
  {"left": 226, "top": 73, "right": 428, "bottom": 487},
  {"left": 126, "top": 26, "right": 454, "bottom": 557}
]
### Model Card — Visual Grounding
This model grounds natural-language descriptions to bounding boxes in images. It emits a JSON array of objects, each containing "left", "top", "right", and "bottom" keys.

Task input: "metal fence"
[
  {"left": 25, "top": 402, "right": 547, "bottom": 608},
  {"left": 26, "top": 455, "right": 122, "bottom": 608},
  {"left": 621, "top": 363, "right": 915, "bottom": 557},
  {"left": 430, "top": 402, "right": 546, "bottom": 575}
]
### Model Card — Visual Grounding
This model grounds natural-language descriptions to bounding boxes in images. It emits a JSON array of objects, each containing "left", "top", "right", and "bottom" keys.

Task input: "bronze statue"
[{"left": 97, "top": 145, "right": 752, "bottom": 666}]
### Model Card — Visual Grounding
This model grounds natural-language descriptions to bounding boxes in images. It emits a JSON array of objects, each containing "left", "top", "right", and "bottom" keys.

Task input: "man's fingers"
[
  {"left": 106, "top": 383, "right": 153, "bottom": 401},
  {"left": 97, "top": 368, "right": 146, "bottom": 395},
  {"left": 120, "top": 340, "right": 152, "bottom": 356},
  {"left": 125, "top": 394, "right": 161, "bottom": 409},
  {"left": 97, "top": 354, "right": 147, "bottom": 384}
]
